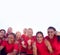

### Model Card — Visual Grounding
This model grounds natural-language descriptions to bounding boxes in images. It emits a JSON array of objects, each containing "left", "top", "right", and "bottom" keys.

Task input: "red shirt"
[
  {"left": 36, "top": 40, "right": 50, "bottom": 55},
  {"left": 0, "top": 39, "right": 5, "bottom": 46},
  {"left": 45, "top": 36, "right": 60, "bottom": 55},
  {"left": 26, "top": 36, "right": 35, "bottom": 54},
  {"left": 6, "top": 33, "right": 9, "bottom": 38},
  {"left": 21, "top": 34, "right": 27, "bottom": 41},
  {"left": 2, "top": 41, "right": 18, "bottom": 53},
  {"left": 16, "top": 39, "right": 27, "bottom": 53},
  {"left": 0, "top": 39, "right": 3, "bottom": 46}
]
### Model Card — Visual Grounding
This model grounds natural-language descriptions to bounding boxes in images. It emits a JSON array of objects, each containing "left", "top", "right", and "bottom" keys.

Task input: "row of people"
[{"left": 0, "top": 27, "right": 60, "bottom": 55}]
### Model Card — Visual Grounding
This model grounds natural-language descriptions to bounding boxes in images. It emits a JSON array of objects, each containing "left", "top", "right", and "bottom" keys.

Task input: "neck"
[
  {"left": 8, "top": 40, "right": 14, "bottom": 44},
  {"left": 37, "top": 40, "right": 43, "bottom": 43},
  {"left": 0, "top": 38, "right": 3, "bottom": 40},
  {"left": 49, "top": 36, "right": 54, "bottom": 39},
  {"left": 28, "top": 36, "right": 32, "bottom": 38}
]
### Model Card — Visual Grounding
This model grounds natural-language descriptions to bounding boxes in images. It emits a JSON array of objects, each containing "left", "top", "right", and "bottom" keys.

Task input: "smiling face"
[
  {"left": 0, "top": 30, "right": 6, "bottom": 36},
  {"left": 0, "top": 32, "right": 3, "bottom": 39},
  {"left": 23, "top": 28, "right": 27, "bottom": 35},
  {"left": 16, "top": 31, "right": 21, "bottom": 40},
  {"left": 8, "top": 34, "right": 15, "bottom": 43},
  {"left": 7, "top": 27, "right": 12, "bottom": 33},
  {"left": 47, "top": 28, "right": 56, "bottom": 39},
  {"left": 27, "top": 28, "right": 33, "bottom": 38},
  {"left": 36, "top": 32, "right": 44, "bottom": 43}
]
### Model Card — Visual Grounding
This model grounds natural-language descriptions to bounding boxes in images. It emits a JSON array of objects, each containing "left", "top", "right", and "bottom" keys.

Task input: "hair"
[
  {"left": 28, "top": 28, "right": 33, "bottom": 34},
  {"left": 16, "top": 31, "right": 21, "bottom": 34},
  {"left": 36, "top": 31, "right": 44, "bottom": 37},
  {"left": 48, "top": 26, "right": 60, "bottom": 42},
  {"left": 7, "top": 33, "right": 16, "bottom": 39},
  {"left": 0, "top": 29, "right": 6, "bottom": 34},
  {"left": 23, "top": 28, "right": 27, "bottom": 31},
  {"left": 48, "top": 26, "right": 56, "bottom": 31},
  {"left": 28, "top": 28, "right": 33, "bottom": 31}
]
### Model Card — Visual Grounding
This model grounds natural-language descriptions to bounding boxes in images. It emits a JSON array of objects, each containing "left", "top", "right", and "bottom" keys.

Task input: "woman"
[
  {"left": 16, "top": 31, "right": 27, "bottom": 55},
  {"left": 0, "top": 33, "right": 18, "bottom": 55},
  {"left": 45, "top": 26, "right": 60, "bottom": 55},
  {"left": 6, "top": 27, "right": 13, "bottom": 37},
  {"left": 0, "top": 32, "right": 6, "bottom": 55},
  {"left": 33, "top": 31, "right": 53, "bottom": 55},
  {"left": 26, "top": 28, "right": 37, "bottom": 55},
  {"left": 0, "top": 29, "right": 6, "bottom": 38}
]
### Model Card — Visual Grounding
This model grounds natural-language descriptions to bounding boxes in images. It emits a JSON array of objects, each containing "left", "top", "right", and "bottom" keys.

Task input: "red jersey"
[
  {"left": 45, "top": 36, "right": 60, "bottom": 55},
  {"left": 21, "top": 34, "right": 27, "bottom": 41},
  {"left": 0, "top": 39, "right": 3, "bottom": 46},
  {"left": 2, "top": 41, "right": 18, "bottom": 53},
  {"left": 26, "top": 36, "right": 35, "bottom": 54},
  {"left": 36, "top": 40, "right": 50, "bottom": 55},
  {"left": 16, "top": 39, "right": 27, "bottom": 53}
]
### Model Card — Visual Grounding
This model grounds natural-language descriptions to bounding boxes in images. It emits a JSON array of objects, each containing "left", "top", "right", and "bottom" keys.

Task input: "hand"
[
  {"left": 7, "top": 53, "right": 16, "bottom": 55},
  {"left": 15, "top": 41, "right": 19, "bottom": 44},
  {"left": 27, "top": 39, "right": 31, "bottom": 45},
  {"left": 7, "top": 53, "right": 11, "bottom": 55},
  {"left": 21, "top": 41, "right": 25, "bottom": 45},
  {"left": 56, "top": 31, "right": 60, "bottom": 36}
]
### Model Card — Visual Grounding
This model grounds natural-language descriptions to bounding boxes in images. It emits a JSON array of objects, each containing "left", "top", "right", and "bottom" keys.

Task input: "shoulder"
[
  {"left": 15, "top": 40, "right": 19, "bottom": 44},
  {"left": 44, "top": 39, "right": 50, "bottom": 46}
]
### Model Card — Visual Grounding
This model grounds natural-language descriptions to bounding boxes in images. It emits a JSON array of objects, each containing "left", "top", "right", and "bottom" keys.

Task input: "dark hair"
[
  {"left": 48, "top": 26, "right": 56, "bottom": 31},
  {"left": 0, "top": 29, "right": 6, "bottom": 34},
  {"left": 36, "top": 31, "right": 44, "bottom": 37},
  {"left": 7, "top": 33, "right": 16, "bottom": 39}
]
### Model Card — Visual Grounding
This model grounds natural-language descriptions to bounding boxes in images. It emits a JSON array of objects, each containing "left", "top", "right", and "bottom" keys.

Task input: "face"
[
  {"left": 27, "top": 29, "right": 33, "bottom": 37},
  {"left": 36, "top": 33, "right": 43, "bottom": 42},
  {"left": 0, "top": 32, "right": 3, "bottom": 39},
  {"left": 8, "top": 34, "right": 15, "bottom": 43},
  {"left": 47, "top": 29, "right": 56, "bottom": 39},
  {"left": 23, "top": 28, "right": 27, "bottom": 35},
  {"left": 0, "top": 31, "right": 5, "bottom": 36},
  {"left": 7, "top": 27, "right": 12, "bottom": 33},
  {"left": 16, "top": 32, "right": 21, "bottom": 40}
]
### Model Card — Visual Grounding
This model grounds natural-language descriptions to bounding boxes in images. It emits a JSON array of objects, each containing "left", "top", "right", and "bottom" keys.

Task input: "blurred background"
[{"left": 0, "top": 0, "right": 60, "bottom": 36}]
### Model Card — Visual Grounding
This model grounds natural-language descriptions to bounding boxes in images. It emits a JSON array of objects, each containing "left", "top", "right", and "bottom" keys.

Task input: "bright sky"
[{"left": 0, "top": 0, "right": 60, "bottom": 36}]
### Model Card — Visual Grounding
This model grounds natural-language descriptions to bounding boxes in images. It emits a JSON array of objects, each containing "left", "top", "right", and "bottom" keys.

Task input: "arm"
[
  {"left": 0, "top": 41, "right": 5, "bottom": 51},
  {"left": 7, "top": 52, "right": 16, "bottom": 55},
  {"left": 56, "top": 31, "right": 60, "bottom": 36},
  {"left": 27, "top": 39, "right": 32, "bottom": 49},
  {"left": 9, "top": 43, "right": 19, "bottom": 55},
  {"left": 7, "top": 50, "right": 17, "bottom": 55},
  {"left": 21, "top": 41, "right": 27, "bottom": 48},
  {"left": 32, "top": 42, "right": 37, "bottom": 55},
  {"left": 0, "top": 46, "right": 4, "bottom": 51},
  {"left": 55, "top": 32, "right": 60, "bottom": 41},
  {"left": 44, "top": 39, "right": 53, "bottom": 54}
]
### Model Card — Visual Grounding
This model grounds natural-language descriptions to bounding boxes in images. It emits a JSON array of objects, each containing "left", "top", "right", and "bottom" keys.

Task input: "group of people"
[{"left": 0, "top": 26, "right": 60, "bottom": 55}]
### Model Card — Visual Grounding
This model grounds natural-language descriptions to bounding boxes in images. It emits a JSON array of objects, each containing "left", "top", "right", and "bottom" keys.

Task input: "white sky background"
[{"left": 0, "top": 0, "right": 60, "bottom": 36}]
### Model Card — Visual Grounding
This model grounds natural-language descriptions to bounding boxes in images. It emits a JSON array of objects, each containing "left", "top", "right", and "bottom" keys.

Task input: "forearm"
[
  {"left": 0, "top": 46, "right": 4, "bottom": 51},
  {"left": 48, "top": 46, "right": 53, "bottom": 54},
  {"left": 45, "top": 39, "right": 53, "bottom": 54},
  {"left": 7, "top": 51, "right": 17, "bottom": 55},
  {"left": 22, "top": 45, "right": 26, "bottom": 48},
  {"left": 33, "top": 49, "right": 37, "bottom": 55},
  {"left": 28, "top": 45, "right": 32, "bottom": 49},
  {"left": 33, "top": 42, "right": 37, "bottom": 55}
]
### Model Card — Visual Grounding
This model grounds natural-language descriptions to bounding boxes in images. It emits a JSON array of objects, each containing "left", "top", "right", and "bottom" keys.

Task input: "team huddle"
[{"left": 0, "top": 26, "right": 60, "bottom": 55}]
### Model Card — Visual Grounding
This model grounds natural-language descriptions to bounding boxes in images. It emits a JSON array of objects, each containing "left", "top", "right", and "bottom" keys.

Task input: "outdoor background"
[{"left": 0, "top": 0, "right": 60, "bottom": 36}]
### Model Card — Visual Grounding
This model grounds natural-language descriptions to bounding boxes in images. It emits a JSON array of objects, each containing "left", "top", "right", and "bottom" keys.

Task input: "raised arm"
[
  {"left": 32, "top": 42, "right": 37, "bottom": 55},
  {"left": 44, "top": 39, "right": 53, "bottom": 54}
]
